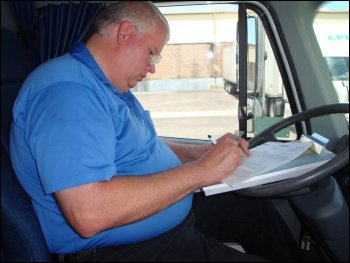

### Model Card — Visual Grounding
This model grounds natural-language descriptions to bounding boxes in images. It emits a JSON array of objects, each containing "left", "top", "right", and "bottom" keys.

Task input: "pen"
[{"left": 208, "top": 135, "right": 217, "bottom": 145}]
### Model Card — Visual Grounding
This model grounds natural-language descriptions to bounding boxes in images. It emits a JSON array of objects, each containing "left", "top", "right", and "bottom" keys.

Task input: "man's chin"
[{"left": 128, "top": 81, "right": 139, "bottom": 90}]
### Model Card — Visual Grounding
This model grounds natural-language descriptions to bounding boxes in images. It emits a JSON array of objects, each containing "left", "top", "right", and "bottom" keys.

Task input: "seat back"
[
  {"left": 1, "top": 27, "right": 34, "bottom": 153},
  {"left": 1, "top": 27, "right": 54, "bottom": 262}
]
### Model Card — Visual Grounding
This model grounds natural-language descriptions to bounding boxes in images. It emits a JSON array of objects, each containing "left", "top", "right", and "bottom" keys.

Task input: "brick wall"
[
  {"left": 147, "top": 43, "right": 228, "bottom": 81},
  {"left": 147, "top": 42, "right": 256, "bottom": 86}
]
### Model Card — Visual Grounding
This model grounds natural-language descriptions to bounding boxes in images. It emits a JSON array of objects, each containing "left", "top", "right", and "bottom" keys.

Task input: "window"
[
  {"left": 314, "top": 1, "right": 349, "bottom": 105},
  {"left": 134, "top": 3, "right": 293, "bottom": 140}
]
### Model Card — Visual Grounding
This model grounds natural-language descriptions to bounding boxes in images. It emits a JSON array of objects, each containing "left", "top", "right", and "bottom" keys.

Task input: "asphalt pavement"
[{"left": 134, "top": 89, "right": 240, "bottom": 140}]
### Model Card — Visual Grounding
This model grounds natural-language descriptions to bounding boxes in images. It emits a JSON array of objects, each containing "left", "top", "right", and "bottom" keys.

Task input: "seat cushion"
[{"left": 1, "top": 147, "right": 54, "bottom": 262}]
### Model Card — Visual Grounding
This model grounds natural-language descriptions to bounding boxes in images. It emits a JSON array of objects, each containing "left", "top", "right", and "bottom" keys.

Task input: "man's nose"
[{"left": 147, "top": 64, "right": 156, "bottom": 74}]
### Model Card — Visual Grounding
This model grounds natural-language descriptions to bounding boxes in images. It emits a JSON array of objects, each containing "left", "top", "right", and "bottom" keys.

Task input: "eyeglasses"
[
  {"left": 131, "top": 23, "right": 162, "bottom": 66},
  {"left": 148, "top": 47, "right": 162, "bottom": 66}
]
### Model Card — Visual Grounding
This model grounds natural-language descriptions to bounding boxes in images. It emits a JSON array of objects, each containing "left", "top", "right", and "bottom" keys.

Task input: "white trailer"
[
  {"left": 223, "top": 21, "right": 349, "bottom": 118},
  {"left": 222, "top": 43, "right": 238, "bottom": 94},
  {"left": 315, "top": 23, "right": 349, "bottom": 104}
]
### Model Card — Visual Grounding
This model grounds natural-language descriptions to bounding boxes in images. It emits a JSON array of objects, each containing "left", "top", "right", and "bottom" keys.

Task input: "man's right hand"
[{"left": 193, "top": 133, "right": 251, "bottom": 187}]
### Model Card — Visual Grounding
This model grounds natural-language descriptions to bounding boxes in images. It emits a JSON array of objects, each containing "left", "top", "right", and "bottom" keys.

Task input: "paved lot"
[{"left": 134, "top": 89, "right": 241, "bottom": 139}]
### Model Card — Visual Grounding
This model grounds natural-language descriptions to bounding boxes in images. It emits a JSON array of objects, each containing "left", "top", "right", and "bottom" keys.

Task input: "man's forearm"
[
  {"left": 163, "top": 139, "right": 211, "bottom": 163},
  {"left": 55, "top": 162, "right": 205, "bottom": 238}
]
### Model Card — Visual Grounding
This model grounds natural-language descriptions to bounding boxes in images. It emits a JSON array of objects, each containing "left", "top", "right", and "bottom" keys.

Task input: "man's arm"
[
  {"left": 163, "top": 133, "right": 251, "bottom": 163},
  {"left": 55, "top": 134, "right": 248, "bottom": 238},
  {"left": 162, "top": 139, "right": 212, "bottom": 163},
  {"left": 55, "top": 163, "right": 202, "bottom": 238}
]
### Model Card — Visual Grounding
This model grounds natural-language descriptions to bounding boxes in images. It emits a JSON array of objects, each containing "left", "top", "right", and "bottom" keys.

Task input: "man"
[{"left": 11, "top": 1, "right": 301, "bottom": 261}]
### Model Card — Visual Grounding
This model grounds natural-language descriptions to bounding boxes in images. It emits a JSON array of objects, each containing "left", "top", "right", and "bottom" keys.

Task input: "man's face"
[{"left": 125, "top": 19, "right": 167, "bottom": 90}]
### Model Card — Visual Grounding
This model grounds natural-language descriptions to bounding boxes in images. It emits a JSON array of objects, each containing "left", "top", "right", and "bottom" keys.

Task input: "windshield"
[
  {"left": 314, "top": 1, "right": 349, "bottom": 106},
  {"left": 325, "top": 57, "right": 349, "bottom": 81}
]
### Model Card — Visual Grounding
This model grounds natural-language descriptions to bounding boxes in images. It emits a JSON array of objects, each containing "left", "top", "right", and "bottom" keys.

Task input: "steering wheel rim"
[{"left": 236, "top": 103, "right": 349, "bottom": 197}]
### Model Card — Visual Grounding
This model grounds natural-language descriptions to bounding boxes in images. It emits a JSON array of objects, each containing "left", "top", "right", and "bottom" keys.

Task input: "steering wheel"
[{"left": 236, "top": 103, "right": 349, "bottom": 197}]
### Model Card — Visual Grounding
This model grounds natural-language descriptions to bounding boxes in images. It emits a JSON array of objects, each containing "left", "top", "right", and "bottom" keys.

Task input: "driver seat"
[{"left": 1, "top": 27, "right": 54, "bottom": 262}]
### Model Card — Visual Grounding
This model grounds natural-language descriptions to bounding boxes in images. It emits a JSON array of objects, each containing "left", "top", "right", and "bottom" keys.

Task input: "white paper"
[{"left": 223, "top": 141, "right": 313, "bottom": 187}]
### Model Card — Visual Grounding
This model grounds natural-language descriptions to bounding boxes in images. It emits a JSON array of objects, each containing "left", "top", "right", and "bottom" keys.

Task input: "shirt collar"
[{"left": 69, "top": 41, "right": 126, "bottom": 97}]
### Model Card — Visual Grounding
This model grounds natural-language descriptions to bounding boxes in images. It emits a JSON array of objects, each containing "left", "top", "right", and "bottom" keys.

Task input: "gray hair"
[{"left": 91, "top": 1, "right": 170, "bottom": 42}]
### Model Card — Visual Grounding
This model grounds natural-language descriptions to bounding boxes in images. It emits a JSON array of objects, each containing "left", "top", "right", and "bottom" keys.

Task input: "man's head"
[
  {"left": 91, "top": 1, "right": 170, "bottom": 43},
  {"left": 86, "top": 1, "right": 170, "bottom": 92}
]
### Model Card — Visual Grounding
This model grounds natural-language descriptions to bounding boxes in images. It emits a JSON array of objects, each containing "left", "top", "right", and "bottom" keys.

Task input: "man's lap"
[
  {"left": 63, "top": 209, "right": 266, "bottom": 262},
  {"left": 63, "top": 192, "right": 300, "bottom": 261}
]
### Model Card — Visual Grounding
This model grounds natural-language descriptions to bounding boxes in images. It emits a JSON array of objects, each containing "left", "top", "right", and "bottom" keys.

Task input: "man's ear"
[{"left": 117, "top": 20, "right": 134, "bottom": 43}]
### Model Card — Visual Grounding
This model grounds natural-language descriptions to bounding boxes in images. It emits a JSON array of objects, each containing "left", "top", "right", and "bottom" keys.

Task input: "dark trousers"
[
  {"left": 63, "top": 192, "right": 301, "bottom": 262},
  {"left": 192, "top": 192, "right": 301, "bottom": 261}
]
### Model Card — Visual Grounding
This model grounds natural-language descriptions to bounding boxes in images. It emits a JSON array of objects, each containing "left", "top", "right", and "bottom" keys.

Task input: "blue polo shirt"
[{"left": 10, "top": 42, "right": 193, "bottom": 254}]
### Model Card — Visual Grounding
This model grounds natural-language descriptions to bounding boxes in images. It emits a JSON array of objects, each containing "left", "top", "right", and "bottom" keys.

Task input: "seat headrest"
[{"left": 1, "top": 27, "right": 34, "bottom": 83}]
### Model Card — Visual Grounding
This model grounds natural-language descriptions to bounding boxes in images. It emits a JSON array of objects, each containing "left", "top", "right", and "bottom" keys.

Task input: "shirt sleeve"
[{"left": 26, "top": 82, "right": 116, "bottom": 194}]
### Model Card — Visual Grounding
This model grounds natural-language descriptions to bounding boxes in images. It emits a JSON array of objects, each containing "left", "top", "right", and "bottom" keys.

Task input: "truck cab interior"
[{"left": 1, "top": 1, "right": 349, "bottom": 262}]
